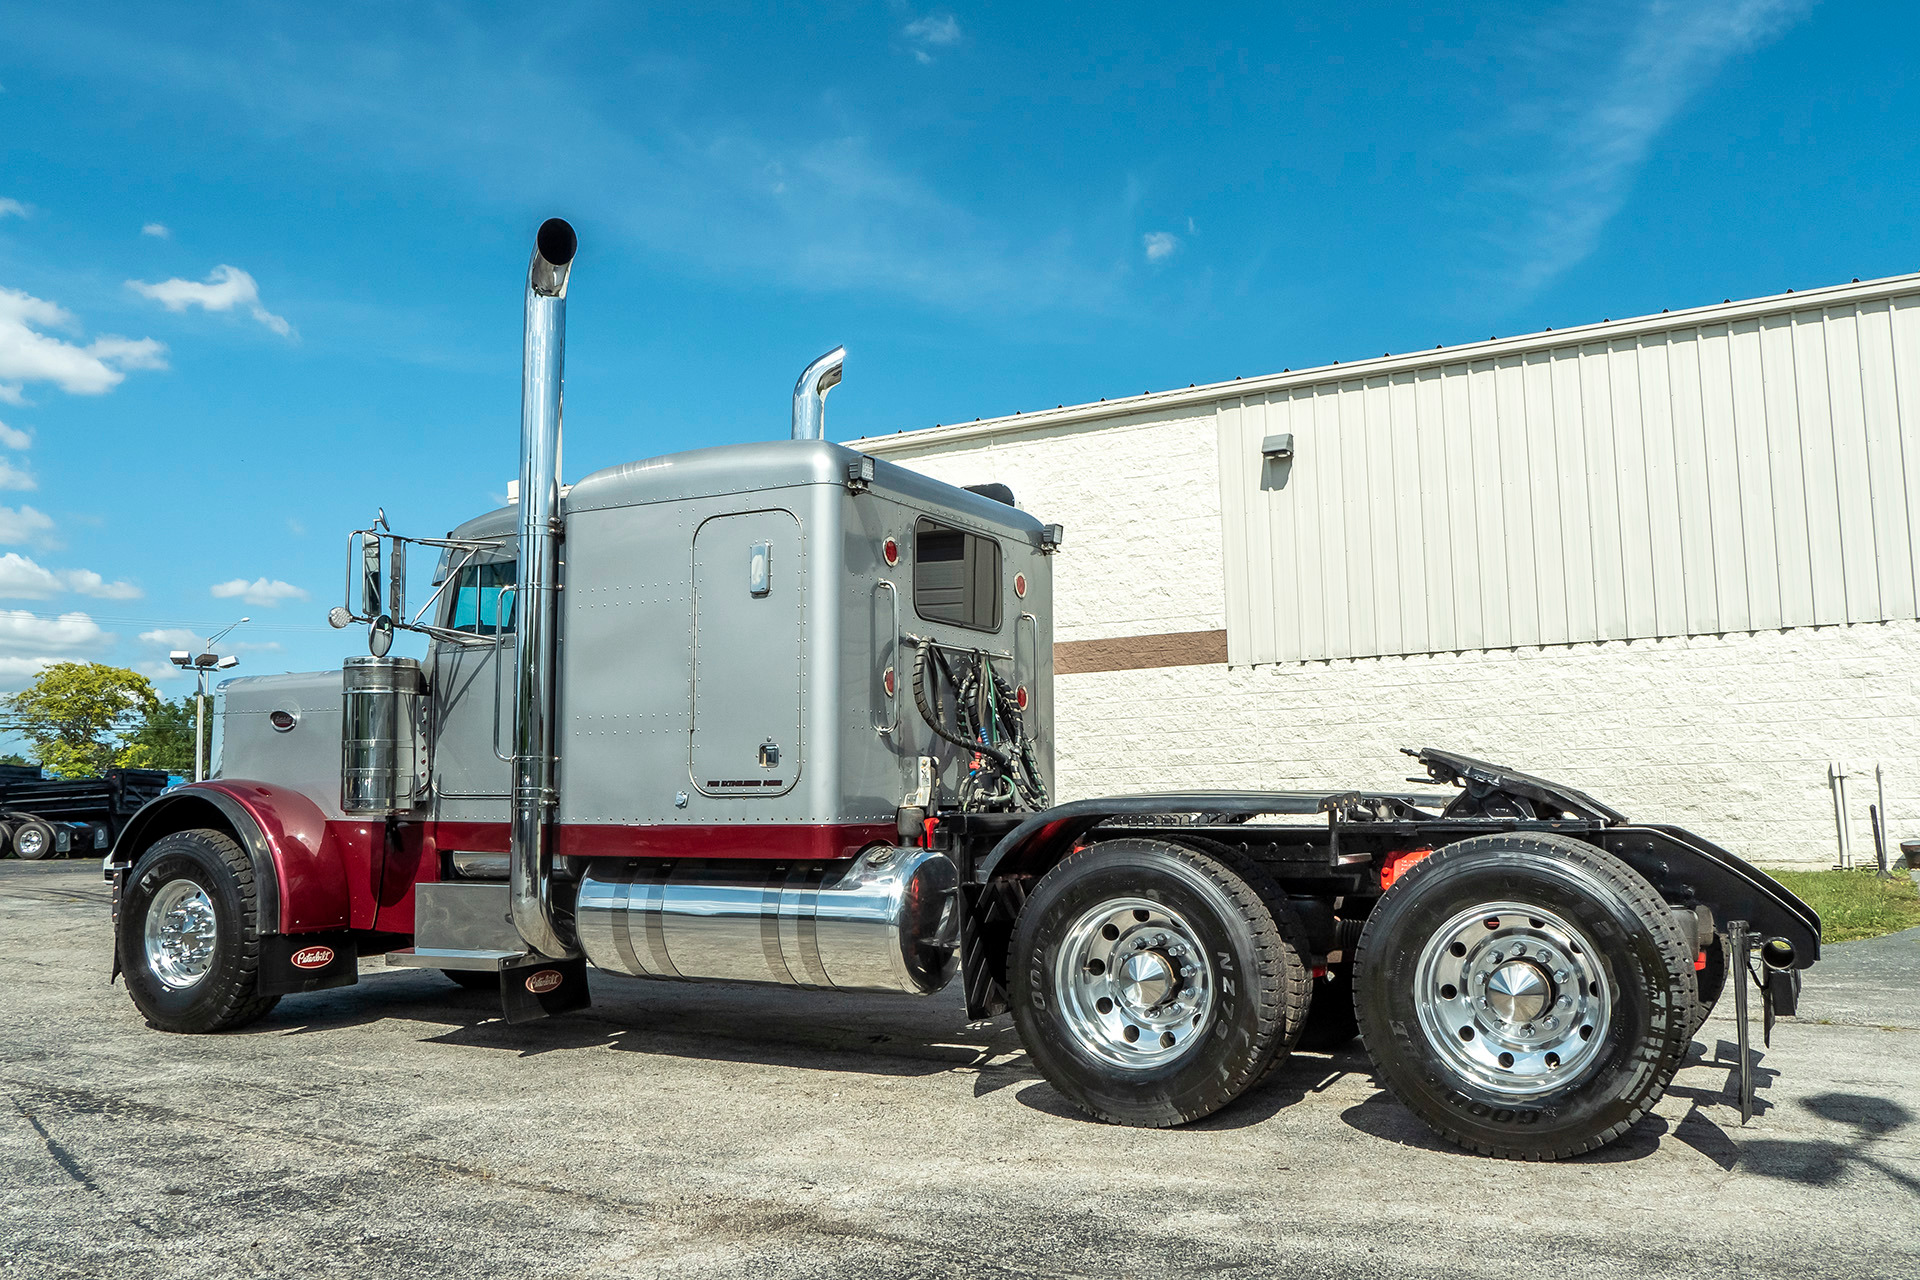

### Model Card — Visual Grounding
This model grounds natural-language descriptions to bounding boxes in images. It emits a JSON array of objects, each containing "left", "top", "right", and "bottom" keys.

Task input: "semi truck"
[{"left": 106, "top": 219, "right": 1820, "bottom": 1160}]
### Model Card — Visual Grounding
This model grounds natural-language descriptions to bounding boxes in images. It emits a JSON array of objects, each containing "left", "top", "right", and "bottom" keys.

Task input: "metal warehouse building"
[{"left": 852, "top": 270, "right": 1920, "bottom": 867}]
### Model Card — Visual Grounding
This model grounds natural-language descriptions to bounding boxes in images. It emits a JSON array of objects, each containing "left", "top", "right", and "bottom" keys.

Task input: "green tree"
[
  {"left": 120, "top": 694, "right": 200, "bottom": 776},
  {"left": 0, "top": 663, "right": 160, "bottom": 779},
  {"left": 0, "top": 752, "right": 32, "bottom": 768}
]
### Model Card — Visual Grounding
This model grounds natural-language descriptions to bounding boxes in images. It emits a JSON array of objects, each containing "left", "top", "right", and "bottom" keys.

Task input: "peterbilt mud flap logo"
[
  {"left": 525, "top": 969, "right": 564, "bottom": 995},
  {"left": 291, "top": 946, "right": 335, "bottom": 970}
]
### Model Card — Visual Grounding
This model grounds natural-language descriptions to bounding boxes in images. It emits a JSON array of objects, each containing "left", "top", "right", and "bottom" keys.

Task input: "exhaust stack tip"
[
  {"left": 791, "top": 345, "right": 846, "bottom": 441},
  {"left": 529, "top": 218, "right": 577, "bottom": 298},
  {"left": 536, "top": 218, "right": 578, "bottom": 267}
]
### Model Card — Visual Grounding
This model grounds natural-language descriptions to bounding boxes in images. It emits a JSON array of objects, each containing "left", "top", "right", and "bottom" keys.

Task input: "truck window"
[
  {"left": 448, "top": 561, "right": 517, "bottom": 635},
  {"left": 913, "top": 518, "right": 1002, "bottom": 632}
]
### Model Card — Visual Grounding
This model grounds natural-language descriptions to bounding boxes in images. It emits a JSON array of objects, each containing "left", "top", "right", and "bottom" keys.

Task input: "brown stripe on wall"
[{"left": 1054, "top": 629, "right": 1229, "bottom": 674}]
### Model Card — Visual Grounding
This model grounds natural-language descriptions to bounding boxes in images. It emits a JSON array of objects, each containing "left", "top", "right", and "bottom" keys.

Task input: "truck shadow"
[
  {"left": 255, "top": 967, "right": 1029, "bottom": 1080},
  {"left": 1335, "top": 1033, "right": 1917, "bottom": 1181}
]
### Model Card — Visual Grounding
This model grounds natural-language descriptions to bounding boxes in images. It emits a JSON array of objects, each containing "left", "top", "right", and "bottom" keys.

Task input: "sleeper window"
[
  {"left": 449, "top": 561, "right": 518, "bottom": 636},
  {"left": 913, "top": 519, "right": 1002, "bottom": 632}
]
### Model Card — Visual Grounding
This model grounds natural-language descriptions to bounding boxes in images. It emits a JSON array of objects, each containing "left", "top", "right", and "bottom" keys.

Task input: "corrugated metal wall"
[{"left": 1217, "top": 287, "right": 1920, "bottom": 665}]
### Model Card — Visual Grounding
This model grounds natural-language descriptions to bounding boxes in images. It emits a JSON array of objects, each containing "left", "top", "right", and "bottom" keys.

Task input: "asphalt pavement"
[{"left": 3, "top": 857, "right": 1916, "bottom": 1279}]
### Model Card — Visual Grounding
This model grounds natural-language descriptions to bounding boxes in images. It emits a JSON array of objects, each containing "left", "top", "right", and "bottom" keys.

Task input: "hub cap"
[
  {"left": 1054, "top": 898, "right": 1214, "bottom": 1069},
  {"left": 144, "top": 879, "right": 218, "bottom": 990},
  {"left": 1412, "top": 901, "right": 1612, "bottom": 1096}
]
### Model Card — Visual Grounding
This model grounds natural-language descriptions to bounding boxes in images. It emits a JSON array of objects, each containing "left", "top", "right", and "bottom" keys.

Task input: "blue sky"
[{"left": 0, "top": 0, "right": 1914, "bottom": 722}]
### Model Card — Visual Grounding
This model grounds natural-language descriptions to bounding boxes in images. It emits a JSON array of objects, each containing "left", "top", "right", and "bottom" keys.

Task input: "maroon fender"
[{"left": 111, "top": 781, "right": 364, "bottom": 934}]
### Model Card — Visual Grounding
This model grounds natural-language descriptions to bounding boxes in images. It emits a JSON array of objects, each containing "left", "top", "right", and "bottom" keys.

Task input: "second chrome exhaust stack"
[
  {"left": 791, "top": 346, "right": 845, "bottom": 440},
  {"left": 510, "top": 217, "right": 577, "bottom": 961}
]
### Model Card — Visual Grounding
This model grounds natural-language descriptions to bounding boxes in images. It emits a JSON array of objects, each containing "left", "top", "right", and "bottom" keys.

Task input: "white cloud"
[
  {"left": 141, "top": 222, "right": 171, "bottom": 239},
  {"left": 0, "top": 552, "right": 139, "bottom": 600},
  {"left": 61, "top": 568, "right": 142, "bottom": 599},
  {"left": 1482, "top": 0, "right": 1813, "bottom": 295},
  {"left": 0, "top": 419, "right": 30, "bottom": 449},
  {"left": 0, "top": 504, "right": 54, "bottom": 545},
  {"left": 0, "top": 199, "right": 27, "bottom": 220},
  {"left": 0, "top": 609, "right": 110, "bottom": 655},
  {"left": 133, "top": 658, "right": 186, "bottom": 683},
  {"left": 211, "top": 577, "right": 308, "bottom": 606},
  {"left": 0, "top": 287, "right": 168, "bottom": 402},
  {"left": 127, "top": 265, "right": 294, "bottom": 338},
  {"left": 903, "top": 13, "right": 962, "bottom": 63},
  {"left": 0, "top": 458, "right": 34, "bottom": 490},
  {"left": 0, "top": 655, "right": 62, "bottom": 687},
  {"left": 139, "top": 627, "right": 203, "bottom": 649},
  {"left": 1143, "top": 232, "right": 1179, "bottom": 262}
]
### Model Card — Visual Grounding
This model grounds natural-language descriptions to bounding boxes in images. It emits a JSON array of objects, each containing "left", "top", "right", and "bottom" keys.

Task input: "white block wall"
[
  {"left": 873, "top": 406, "right": 1227, "bottom": 643},
  {"left": 859, "top": 354, "right": 1915, "bottom": 868},
  {"left": 1053, "top": 625, "right": 1918, "bottom": 868}
]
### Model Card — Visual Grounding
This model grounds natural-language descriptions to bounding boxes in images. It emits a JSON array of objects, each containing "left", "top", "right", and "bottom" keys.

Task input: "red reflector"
[
  {"left": 883, "top": 537, "right": 899, "bottom": 566},
  {"left": 1014, "top": 572, "right": 1027, "bottom": 598},
  {"left": 1380, "top": 847, "right": 1434, "bottom": 892},
  {"left": 1695, "top": 951, "right": 1707, "bottom": 971},
  {"left": 883, "top": 667, "right": 896, "bottom": 697},
  {"left": 1015, "top": 685, "right": 1029, "bottom": 711},
  {"left": 1312, "top": 965, "right": 1327, "bottom": 979}
]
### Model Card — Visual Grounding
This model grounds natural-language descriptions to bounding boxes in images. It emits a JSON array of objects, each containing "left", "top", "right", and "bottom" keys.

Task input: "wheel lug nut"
[{"left": 1554, "top": 969, "right": 1569, "bottom": 982}]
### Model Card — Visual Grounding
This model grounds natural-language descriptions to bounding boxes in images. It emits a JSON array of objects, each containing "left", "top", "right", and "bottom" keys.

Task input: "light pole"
[{"left": 169, "top": 617, "right": 247, "bottom": 783}]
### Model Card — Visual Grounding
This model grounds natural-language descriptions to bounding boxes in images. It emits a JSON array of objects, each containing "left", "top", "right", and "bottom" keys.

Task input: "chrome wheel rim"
[
  {"left": 144, "top": 879, "right": 218, "bottom": 990},
  {"left": 1054, "top": 897, "right": 1214, "bottom": 1069},
  {"left": 16, "top": 826, "right": 45, "bottom": 857},
  {"left": 1412, "top": 901, "right": 1612, "bottom": 1096}
]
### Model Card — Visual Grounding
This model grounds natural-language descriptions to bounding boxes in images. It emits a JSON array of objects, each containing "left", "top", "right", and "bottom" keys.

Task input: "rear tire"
[
  {"left": 1008, "top": 838, "right": 1309, "bottom": 1127},
  {"left": 12, "top": 818, "right": 55, "bottom": 861},
  {"left": 1353, "top": 833, "right": 1692, "bottom": 1160},
  {"left": 119, "top": 828, "right": 280, "bottom": 1033}
]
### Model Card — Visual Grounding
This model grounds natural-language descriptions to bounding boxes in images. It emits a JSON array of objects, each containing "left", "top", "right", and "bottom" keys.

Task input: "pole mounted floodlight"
[{"left": 180, "top": 617, "right": 249, "bottom": 784}]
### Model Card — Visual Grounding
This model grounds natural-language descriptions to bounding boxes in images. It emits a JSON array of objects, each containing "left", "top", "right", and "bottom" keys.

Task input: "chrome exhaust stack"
[
  {"left": 790, "top": 345, "right": 845, "bottom": 440},
  {"left": 509, "top": 217, "right": 578, "bottom": 960}
]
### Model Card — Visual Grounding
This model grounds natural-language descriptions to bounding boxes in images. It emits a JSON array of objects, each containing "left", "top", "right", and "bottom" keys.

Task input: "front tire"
[
  {"left": 1353, "top": 833, "right": 1692, "bottom": 1160},
  {"left": 1008, "top": 838, "right": 1309, "bottom": 1127},
  {"left": 120, "top": 828, "right": 280, "bottom": 1033}
]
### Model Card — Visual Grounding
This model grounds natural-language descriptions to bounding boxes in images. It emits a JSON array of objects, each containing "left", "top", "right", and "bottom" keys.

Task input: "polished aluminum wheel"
[
  {"left": 1412, "top": 901, "right": 1612, "bottom": 1096},
  {"left": 15, "top": 825, "right": 47, "bottom": 858},
  {"left": 144, "top": 879, "right": 218, "bottom": 990},
  {"left": 1054, "top": 897, "right": 1214, "bottom": 1069}
]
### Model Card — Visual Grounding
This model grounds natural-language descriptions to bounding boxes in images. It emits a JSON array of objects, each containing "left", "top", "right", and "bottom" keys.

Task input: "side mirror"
[
  {"left": 360, "top": 532, "right": 382, "bottom": 619},
  {"left": 388, "top": 540, "right": 407, "bottom": 627}
]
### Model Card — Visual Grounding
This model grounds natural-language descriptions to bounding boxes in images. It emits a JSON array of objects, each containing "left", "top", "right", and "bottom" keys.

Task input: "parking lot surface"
[{"left": 4, "top": 857, "right": 1916, "bottom": 1279}]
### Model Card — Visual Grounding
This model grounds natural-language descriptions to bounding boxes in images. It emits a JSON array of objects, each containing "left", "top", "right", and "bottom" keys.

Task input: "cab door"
[{"left": 431, "top": 557, "right": 516, "bottom": 825}]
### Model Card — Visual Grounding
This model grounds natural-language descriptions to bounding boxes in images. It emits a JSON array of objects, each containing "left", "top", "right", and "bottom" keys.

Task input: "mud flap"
[
  {"left": 501, "top": 957, "right": 591, "bottom": 1024},
  {"left": 260, "top": 932, "right": 360, "bottom": 996}
]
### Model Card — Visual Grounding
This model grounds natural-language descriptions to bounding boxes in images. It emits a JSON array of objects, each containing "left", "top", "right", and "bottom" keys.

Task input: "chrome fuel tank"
[{"left": 576, "top": 846, "right": 958, "bottom": 995}]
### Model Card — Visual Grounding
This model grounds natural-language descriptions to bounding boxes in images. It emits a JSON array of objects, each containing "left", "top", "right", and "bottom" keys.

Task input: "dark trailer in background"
[{"left": 0, "top": 765, "right": 171, "bottom": 859}]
